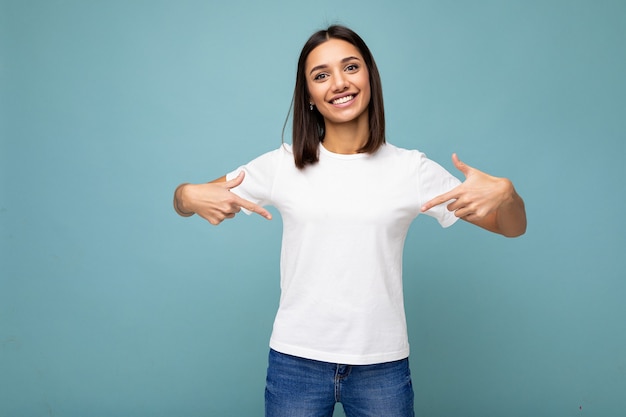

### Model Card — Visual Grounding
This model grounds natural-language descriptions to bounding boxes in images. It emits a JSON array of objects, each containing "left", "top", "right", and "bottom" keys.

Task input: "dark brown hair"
[{"left": 291, "top": 25, "right": 386, "bottom": 169}]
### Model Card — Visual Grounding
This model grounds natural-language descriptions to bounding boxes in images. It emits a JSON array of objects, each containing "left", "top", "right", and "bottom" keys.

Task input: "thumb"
[
  {"left": 452, "top": 153, "right": 471, "bottom": 178},
  {"left": 224, "top": 170, "right": 245, "bottom": 189}
]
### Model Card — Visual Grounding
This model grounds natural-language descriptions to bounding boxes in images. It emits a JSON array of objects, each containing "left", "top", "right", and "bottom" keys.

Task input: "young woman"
[{"left": 174, "top": 25, "right": 526, "bottom": 417}]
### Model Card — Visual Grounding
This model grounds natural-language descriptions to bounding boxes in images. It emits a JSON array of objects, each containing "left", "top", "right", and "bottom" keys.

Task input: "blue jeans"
[{"left": 265, "top": 349, "right": 415, "bottom": 417}]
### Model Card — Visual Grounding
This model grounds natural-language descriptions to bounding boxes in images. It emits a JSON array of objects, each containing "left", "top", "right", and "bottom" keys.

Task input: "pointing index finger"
[
  {"left": 248, "top": 204, "right": 273, "bottom": 220},
  {"left": 234, "top": 194, "right": 272, "bottom": 220},
  {"left": 224, "top": 171, "right": 272, "bottom": 220},
  {"left": 421, "top": 189, "right": 456, "bottom": 213}
]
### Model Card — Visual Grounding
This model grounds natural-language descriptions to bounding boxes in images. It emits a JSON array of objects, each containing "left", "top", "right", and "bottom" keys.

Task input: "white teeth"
[{"left": 332, "top": 95, "right": 354, "bottom": 105}]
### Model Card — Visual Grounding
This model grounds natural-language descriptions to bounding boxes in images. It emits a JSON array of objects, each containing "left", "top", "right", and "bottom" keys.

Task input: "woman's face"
[{"left": 305, "top": 38, "right": 371, "bottom": 127}]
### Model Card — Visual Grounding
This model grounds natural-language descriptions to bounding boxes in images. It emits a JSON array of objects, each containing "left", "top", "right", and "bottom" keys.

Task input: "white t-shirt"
[{"left": 227, "top": 142, "right": 460, "bottom": 365}]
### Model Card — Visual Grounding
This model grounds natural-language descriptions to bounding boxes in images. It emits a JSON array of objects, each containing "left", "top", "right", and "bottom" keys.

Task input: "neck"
[{"left": 322, "top": 113, "right": 369, "bottom": 154}]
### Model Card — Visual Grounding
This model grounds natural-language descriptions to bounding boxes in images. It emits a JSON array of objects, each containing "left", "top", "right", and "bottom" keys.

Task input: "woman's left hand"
[{"left": 421, "top": 154, "right": 526, "bottom": 237}]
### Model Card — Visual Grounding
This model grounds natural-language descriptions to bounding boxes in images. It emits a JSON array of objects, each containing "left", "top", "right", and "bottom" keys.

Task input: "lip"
[{"left": 329, "top": 93, "right": 358, "bottom": 106}]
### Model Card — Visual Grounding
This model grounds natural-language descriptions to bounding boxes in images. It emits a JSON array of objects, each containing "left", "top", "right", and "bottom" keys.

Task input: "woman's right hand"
[{"left": 174, "top": 171, "right": 272, "bottom": 225}]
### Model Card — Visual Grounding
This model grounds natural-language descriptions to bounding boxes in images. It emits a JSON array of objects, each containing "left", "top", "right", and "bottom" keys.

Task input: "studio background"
[{"left": 1, "top": 1, "right": 625, "bottom": 416}]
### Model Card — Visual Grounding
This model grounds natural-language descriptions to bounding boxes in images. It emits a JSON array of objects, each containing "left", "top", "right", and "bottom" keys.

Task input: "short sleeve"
[
  {"left": 226, "top": 145, "right": 291, "bottom": 212},
  {"left": 416, "top": 153, "right": 462, "bottom": 228}
]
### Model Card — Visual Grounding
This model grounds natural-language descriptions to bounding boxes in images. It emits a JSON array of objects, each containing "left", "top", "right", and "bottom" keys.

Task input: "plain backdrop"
[{"left": 1, "top": 0, "right": 625, "bottom": 416}]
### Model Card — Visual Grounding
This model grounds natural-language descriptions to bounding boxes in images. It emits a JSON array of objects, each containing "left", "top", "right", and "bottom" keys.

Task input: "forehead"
[{"left": 305, "top": 38, "right": 364, "bottom": 70}]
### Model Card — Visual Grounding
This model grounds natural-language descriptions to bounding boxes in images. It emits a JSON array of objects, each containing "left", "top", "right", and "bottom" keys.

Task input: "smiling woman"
[
  {"left": 173, "top": 24, "right": 526, "bottom": 417},
  {"left": 291, "top": 25, "right": 386, "bottom": 168},
  {"left": 305, "top": 39, "right": 372, "bottom": 152}
]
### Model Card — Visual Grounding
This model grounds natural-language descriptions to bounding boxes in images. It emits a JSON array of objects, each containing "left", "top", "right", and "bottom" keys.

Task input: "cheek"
[
  {"left": 306, "top": 82, "right": 321, "bottom": 102},
  {"left": 358, "top": 74, "right": 371, "bottom": 100},
  {"left": 361, "top": 84, "right": 372, "bottom": 106},
  {"left": 313, "top": 92, "right": 327, "bottom": 106}
]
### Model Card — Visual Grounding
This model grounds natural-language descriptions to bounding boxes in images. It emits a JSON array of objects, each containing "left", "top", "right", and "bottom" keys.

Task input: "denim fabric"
[{"left": 265, "top": 349, "right": 415, "bottom": 417}]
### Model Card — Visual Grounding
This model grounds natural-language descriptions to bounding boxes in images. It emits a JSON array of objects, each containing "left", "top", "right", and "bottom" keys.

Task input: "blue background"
[{"left": 1, "top": 1, "right": 625, "bottom": 416}]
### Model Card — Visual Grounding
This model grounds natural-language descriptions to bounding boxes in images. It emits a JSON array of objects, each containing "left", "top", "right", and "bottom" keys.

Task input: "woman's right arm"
[{"left": 173, "top": 171, "right": 272, "bottom": 225}]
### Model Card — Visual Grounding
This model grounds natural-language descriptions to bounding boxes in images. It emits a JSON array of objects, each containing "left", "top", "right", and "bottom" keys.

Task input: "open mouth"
[{"left": 331, "top": 94, "right": 355, "bottom": 105}]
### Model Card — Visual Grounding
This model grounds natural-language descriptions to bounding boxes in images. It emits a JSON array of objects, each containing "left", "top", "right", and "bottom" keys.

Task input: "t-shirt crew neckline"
[{"left": 319, "top": 142, "right": 371, "bottom": 160}]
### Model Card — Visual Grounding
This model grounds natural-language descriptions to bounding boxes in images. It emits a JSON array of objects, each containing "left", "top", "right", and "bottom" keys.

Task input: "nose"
[{"left": 331, "top": 71, "right": 349, "bottom": 92}]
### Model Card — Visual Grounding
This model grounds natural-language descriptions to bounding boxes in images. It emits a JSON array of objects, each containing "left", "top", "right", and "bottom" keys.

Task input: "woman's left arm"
[{"left": 421, "top": 154, "right": 527, "bottom": 237}]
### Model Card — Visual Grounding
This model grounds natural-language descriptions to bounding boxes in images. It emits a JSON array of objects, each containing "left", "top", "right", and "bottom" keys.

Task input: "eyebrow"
[{"left": 309, "top": 56, "right": 361, "bottom": 75}]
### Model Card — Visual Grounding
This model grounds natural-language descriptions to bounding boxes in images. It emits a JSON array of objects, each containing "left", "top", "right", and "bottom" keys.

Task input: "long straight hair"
[{"left": 290, "top": 25, "right": 386, "bottom": 169}]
